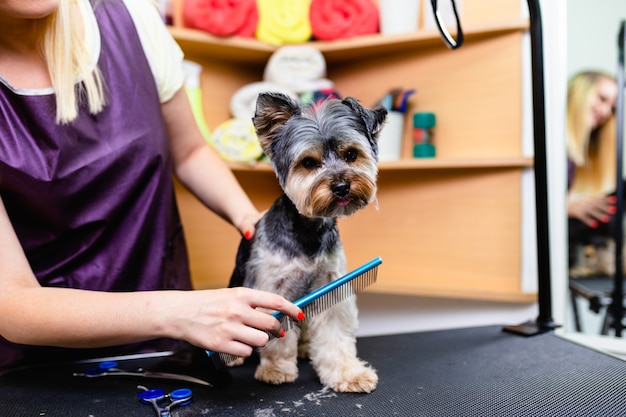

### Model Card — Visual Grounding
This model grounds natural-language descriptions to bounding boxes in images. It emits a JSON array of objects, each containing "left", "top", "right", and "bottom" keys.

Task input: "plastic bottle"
[
  {"left": 413, "top": 112, "right": 436, "bottom": 158},
  {"left": 182, "top": 60, "right": 212, "bottom": 144}
]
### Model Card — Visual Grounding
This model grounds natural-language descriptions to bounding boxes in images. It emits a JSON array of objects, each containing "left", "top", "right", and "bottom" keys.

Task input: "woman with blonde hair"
[
  {"left": 567, "top": 70, "right": 619, "bottom": 273},
  {"left": 0, "top": 0, "right": 302, "bottom": 371}
]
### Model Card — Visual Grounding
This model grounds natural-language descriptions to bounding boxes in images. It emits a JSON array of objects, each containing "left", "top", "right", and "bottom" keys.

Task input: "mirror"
[{"left": 560, "top": 0, "right": 626, "bottom": 354}]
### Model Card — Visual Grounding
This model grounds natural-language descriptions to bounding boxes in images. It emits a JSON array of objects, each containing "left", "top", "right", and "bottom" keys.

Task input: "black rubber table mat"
[{"left": 0, "top": 325, "right": 624, "bottom": 416}]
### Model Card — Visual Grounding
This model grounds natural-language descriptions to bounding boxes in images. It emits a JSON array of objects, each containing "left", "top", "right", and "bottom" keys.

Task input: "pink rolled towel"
[
  {"left": 309, "top": 0, "right": 379, "bottom": 41},
  {"left": 183, "top": 0, "right": 258, "bottom": 38}
]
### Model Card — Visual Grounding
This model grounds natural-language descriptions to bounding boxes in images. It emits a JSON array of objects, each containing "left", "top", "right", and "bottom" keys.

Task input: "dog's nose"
[{"left": 331, "top": 181, "right": 351, "bottom": 197}]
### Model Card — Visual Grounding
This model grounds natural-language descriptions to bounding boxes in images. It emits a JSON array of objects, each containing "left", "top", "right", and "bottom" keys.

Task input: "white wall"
[
  {"left": 357, "top": 293, "right": 538, "bottom": 337},
  {"left": 568, "top": 0, "right": 626, "bottom": 77}
]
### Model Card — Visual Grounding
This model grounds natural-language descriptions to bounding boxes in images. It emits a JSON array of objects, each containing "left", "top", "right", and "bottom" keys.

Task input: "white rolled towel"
[
  {"left": 263, "top": 45, "right": 334, "bottom": 93},
  {"left": 230, "top": 81, "right": 298, "bottom": 120}
]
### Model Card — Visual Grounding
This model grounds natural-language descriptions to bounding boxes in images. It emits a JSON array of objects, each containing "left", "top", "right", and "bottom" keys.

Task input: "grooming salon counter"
[{"left": 0, "top": 325, "right": 624, "bottom": 416}]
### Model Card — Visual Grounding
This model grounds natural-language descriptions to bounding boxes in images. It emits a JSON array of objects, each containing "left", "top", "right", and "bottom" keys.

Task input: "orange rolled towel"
[
  {"left": 309, "top": 0, "right": 379, "bottom": 41},
  {"left": 183, "top": 0, "right": 258, "bottom": 38}
]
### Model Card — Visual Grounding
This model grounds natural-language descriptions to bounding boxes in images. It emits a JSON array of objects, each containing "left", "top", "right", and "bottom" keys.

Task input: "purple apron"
[{"left": 0, "top": 0, "right": 191, "bottom": 369}]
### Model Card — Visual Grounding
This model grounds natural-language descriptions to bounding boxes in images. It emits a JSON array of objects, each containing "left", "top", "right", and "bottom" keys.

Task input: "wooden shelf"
[
  {"left": 380, "top": 156, "right": 533, "bottom": 170},
  {"left": 171, "top": 0, "right": 535, "bottom": 303},
  {"left": 168, "top": 18, "right": 528, "bottom": 64},
  {"left": 229, "top": 156, "right": 534, "bottom": 173}
]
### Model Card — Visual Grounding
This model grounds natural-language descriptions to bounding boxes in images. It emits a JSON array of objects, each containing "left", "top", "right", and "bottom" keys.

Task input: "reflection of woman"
[{"left": 567, "top": 71, "right": 618, "bottom": 274}]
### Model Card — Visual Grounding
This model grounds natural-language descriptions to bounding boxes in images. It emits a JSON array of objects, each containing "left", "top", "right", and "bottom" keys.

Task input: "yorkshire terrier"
[{"left": 228, "top": 92, "right": 387, "bottom": 393}]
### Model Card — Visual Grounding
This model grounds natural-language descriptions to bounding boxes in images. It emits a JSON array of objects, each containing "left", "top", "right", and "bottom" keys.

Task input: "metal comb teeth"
[{"left": 300, "top": 264, "right": 378, "bottom": 318}]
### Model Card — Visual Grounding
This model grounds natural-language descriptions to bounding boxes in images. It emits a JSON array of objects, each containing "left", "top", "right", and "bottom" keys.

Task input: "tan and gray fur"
[{"left": 229, "top": 92, "right": 387, "bottom": 393}]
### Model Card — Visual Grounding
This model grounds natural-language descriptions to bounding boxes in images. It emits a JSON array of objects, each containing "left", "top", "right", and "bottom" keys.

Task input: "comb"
[{"left": 206, "top": 257, "right": 382, "bottom": 366}]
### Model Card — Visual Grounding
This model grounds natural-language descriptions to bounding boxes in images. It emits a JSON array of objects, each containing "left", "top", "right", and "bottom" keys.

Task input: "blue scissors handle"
[{"left": 137, "top": 385, "right": 192, "bottom": 417}]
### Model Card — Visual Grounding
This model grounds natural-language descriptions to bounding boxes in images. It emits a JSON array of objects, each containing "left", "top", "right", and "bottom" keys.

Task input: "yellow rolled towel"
[
  {"left": 256, "top": 0, "right": 312, "bottom": 45},
  {"left": 211, "top": 118, "right": 263, "bottom": 163}
]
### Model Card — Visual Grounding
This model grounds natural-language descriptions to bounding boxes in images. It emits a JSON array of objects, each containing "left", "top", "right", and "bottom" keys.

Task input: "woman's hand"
[
  {"left": 236, "top": 210, "right": 268, "bottom": 240},
  {"left": 567, "top": 195, "right": 617, "bottom": 228},
  {"left": 235, "top": 211, "right": 261, "bottom": 240},
  {"left": 163, "top": 89, "right": 264, "bottom": 238},
  {"left": 166, "top": 287, "right": 304, "bottom": 358}
]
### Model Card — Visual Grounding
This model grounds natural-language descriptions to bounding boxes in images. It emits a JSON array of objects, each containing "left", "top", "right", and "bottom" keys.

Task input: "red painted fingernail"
[
  {"left": 297, "top": 311, "right": 305, "bottom": 321},
  {"left": 244, "top": 230, "right": 252, "bottom": 240},
  {"left": 601, "top": 215, "right": 610, "bottom": 223},
  {"left": 279, "top": 329, "right": 285, "bottom": 338},
  {"left": 590, "top": 220, "right": 599, "bottom": 229},
  {"left": 608, "top": 206, "right": 617, "bottom": 214},
  {"left": 609, "top": 196, "right": 618, "bottom": 203}
]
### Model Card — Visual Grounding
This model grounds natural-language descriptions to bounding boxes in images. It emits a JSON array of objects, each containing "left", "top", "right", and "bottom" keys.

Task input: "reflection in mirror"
[{"left": 565, "top": 0, "right": 626, "bottom": 346}]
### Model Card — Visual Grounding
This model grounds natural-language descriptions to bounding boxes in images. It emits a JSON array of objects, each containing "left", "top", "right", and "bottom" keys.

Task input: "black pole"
[
  {"left": 504, "top": 0, "right": 559, "bottom": 336},
  {"left": 611, "top": 22, "right": 625, "bottom": 337}
]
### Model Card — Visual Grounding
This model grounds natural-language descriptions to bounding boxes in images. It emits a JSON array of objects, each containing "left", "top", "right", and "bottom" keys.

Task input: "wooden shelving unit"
[
  {"left": 229, "top": 157, "right": 534, "bottom": 172},
  {"left": 170, "top": 0, "right": 536, "bottom": 302},
  {"left": 168, "top": 18, "right": 528, "bottom": 64}
]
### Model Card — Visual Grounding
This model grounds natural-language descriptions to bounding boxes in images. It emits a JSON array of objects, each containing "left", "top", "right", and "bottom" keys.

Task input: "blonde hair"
[
  {"left": 566, "top": 71, "right": 616, "bottom": 196},
  {"left": 40, "top": 0, "right": 106, "bottom": 124}
]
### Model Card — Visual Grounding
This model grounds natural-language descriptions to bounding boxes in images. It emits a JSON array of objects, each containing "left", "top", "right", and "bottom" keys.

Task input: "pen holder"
[
  {"left": 378, "top": 111, "right": 405, "bottom": 161},
  {"left": 379, "top": 0, "right": 420, "bottom": 35}
]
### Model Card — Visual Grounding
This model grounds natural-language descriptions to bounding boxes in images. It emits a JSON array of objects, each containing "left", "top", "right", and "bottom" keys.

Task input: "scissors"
[
  {"left": 137, "top": 385, "right": 192, "bottom": 417},
  {"left": 73, "top": 360, "right": 212, "bottom": 386}
]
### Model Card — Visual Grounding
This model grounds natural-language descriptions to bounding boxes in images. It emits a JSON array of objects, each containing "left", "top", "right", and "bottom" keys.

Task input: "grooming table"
[{"left": 0, "top": 325, "right": 624, "bottom": 416}]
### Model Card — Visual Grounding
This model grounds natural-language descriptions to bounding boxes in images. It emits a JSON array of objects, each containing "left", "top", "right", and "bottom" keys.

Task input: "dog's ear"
[
  {"left": 341, "top": 97, "right": 388, "bottom": 140},
  {"left": 253, "top": 92, "right": 301, "bottom": 157}
]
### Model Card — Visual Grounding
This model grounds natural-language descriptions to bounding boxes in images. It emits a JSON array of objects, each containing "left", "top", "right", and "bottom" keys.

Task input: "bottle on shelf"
[{"left": 412, "top": 112, "right": 436, "bottom": 158}]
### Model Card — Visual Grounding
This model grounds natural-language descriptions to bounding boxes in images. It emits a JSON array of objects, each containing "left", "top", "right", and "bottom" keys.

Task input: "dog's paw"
[
  {"left": 322, "top": 363, "right": 378, "bottom": 393},
  {"left": 225, "top": 356, "right": 245, "bottom": 367},
  {"left": 254, "top": 360, "right": 298, "bottom": 385}
]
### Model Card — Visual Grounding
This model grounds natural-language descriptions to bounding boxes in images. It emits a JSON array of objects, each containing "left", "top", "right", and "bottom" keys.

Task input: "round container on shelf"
[{"left": 413, "top": 112, "right": 436, "bottom": 158}]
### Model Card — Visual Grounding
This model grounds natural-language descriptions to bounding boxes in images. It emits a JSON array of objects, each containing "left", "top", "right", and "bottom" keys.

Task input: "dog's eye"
[
  {"left": 344, "top": 149, "right": 358, "bottom": 163},
  {"left": 301, "top": 157, "right": 321, "bottom": 170}
]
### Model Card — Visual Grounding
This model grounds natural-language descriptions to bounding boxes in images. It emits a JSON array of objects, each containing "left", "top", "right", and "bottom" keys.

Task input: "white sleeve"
[{"left": 122, "top": 0, "right": 185, "bottom": 103}]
